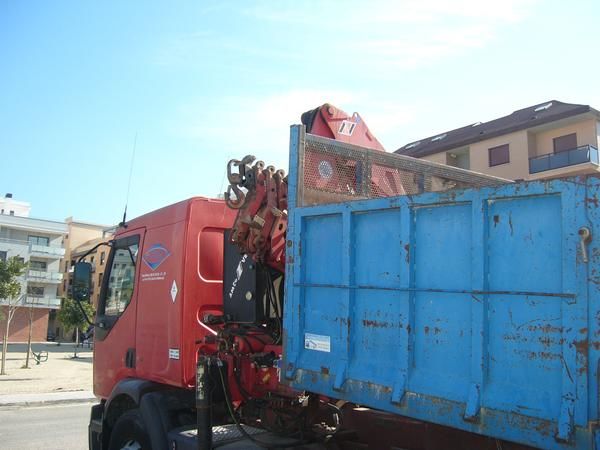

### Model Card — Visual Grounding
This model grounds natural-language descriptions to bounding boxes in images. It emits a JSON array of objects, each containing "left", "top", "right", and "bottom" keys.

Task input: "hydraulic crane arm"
[
  {"left": 224, "top": 103, "right": 394, "bottom": 272},
  {"left": 225, "top": 155, "right": 288, "bottom": 273}
]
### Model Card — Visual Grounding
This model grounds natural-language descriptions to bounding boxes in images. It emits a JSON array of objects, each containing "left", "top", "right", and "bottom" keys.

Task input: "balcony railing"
[
  {"left": 30, "top": 244, "right": 65, "bottom": 258},
  {"left": 0, "top": 237, "right": 65, "bottom": 259},
  {"left": 0, "top": 295, "right": 61, "bottom": 309},
  {"left": 0, "top": 237, "right": 30, "bottom": 246},
  {"left": 24, "top": 296, "right": 61, "bottom": 309},
  {"left": 27, "top": 269, "right": 63, "bottom": 283},
  {"left": 529, "top": 145, "right": 599, "bottom": 174}
]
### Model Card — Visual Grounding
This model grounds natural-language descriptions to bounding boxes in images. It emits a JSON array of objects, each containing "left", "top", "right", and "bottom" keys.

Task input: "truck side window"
[{"left": 103, "top": 237, "right": 139, "bottom": 317}]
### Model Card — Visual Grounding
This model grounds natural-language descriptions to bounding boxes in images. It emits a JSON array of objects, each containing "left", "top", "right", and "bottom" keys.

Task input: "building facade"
[
  {"left": 70, "top": 236, "right": 112, "bottom": 308},
  {"left": 51, "top": 218, "right": 111, "bottom": 339},
  {"left": 0, "top": 198, "right": 67, "bottom": 342},
  {"left": 395, "top": 100, "right": 600, "bottom": 181},
  {"left": 0, "top": 193, "right": 31, "bottom": 217}
]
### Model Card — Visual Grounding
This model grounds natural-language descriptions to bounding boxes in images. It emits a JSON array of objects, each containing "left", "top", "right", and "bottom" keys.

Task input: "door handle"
[{"left": 125, "top": 348, "right": 136, "bottom": 368}]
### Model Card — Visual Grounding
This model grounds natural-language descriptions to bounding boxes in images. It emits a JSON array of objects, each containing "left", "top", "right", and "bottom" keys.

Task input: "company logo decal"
[
  {"left": 229, "top": 254, "right": 247, "bottom": 299},
  {"left": 142, "top": 244, "right": 171, "bottom": 271}
]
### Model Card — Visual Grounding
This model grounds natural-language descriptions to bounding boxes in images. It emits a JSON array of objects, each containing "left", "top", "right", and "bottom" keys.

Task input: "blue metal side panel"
[{"left": 283, "top": 154, "right": 599, "bottom": 449}]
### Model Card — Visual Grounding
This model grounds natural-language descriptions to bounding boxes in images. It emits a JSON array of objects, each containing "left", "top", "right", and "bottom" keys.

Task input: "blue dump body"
[{"left": 283, "top": 127, "right": 600, "bottom": 450}]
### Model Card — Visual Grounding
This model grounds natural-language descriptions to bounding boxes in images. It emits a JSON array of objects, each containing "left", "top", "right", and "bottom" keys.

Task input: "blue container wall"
[{"left": 284, "top": 130, "right": 600, "bottom": 450}]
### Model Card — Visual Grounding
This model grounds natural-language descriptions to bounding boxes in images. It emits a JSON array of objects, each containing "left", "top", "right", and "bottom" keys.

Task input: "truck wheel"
[{"left": 108, "top": 409, "right": 152, "bottom": 450}]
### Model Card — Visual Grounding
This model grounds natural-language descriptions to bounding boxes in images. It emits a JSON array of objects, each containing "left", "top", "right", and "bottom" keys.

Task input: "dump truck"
[{"left": 74, "top": 105, "right": 600, "bottom": 450}]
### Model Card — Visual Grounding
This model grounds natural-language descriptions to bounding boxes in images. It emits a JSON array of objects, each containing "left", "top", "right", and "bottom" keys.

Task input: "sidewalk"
[{"left": 0, "top": 342, "right": 95, "bottom": 406}]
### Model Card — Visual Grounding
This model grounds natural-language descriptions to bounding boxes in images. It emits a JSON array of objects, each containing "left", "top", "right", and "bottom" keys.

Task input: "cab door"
[{"left": 93, "top": 229, "right": 145, "bottom": 399}]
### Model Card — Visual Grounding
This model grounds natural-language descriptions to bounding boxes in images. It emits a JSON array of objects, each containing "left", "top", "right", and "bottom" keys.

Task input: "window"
[
  {"left": 27, "top": 286, "right": 44, "bottom": 297},
  {"left": 28, "top": 235, "right": 50, "bottom": 246},
  {"left": 0, "top": 251, "right": 6, "bottom": 262},
  {"left": 488, "top": 144, "right": 510, "bottom": 167},
  {"left": 553, "top": 133, "right": 577, "bottom": 154},
  {"left": 29, "top": 260, "right": 47, "bottom": 270},
  {"left": 9, "top": 211, "right": 14, "bottom": 216},
  {"left": 100, "top": 252, "right": 106, "bottom": 265},
  {"left": 102, "top": 236, "right": 139, "bottom": 317},
  {"left": 90, "top": 256, "right": 95, "bottom": 263}
]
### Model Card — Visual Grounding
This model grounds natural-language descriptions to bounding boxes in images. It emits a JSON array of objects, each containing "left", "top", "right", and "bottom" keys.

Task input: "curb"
[{"left": 0, "top": 391, "right": 96, "bottom": 407}]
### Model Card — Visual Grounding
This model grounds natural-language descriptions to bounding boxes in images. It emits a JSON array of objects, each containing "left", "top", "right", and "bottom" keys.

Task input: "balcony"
[
  {"left": 0, "top": 295, "right": 61, "bottom": 309},
  {"left": 529, "top": 145, "right": 599, "bottom": 175},
  {"left": 30, "top": 243, "right": 65, "bottom": 259},
  {"left": 0, "top": 237, "right": 65, "bottom": 260},
  {"left": 25, "top": 296, "right": 61, "bottom": 309},
  {"left": 27, "top": 269, "right": 63, "bottom": 284},
  {"left": 0, "top": 237, "right": 30, "bottom": 255}
]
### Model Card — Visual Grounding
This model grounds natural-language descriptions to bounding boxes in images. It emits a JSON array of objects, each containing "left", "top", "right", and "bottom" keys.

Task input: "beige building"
[
  {"left": 395, "top": 100, "right": 600, "bottom": 181},
  {"left": 51, "top": 218, "right": 112, "bottom": 338},
  {"left": 70, "top": 236, "right": 112, "bottom": 308}
]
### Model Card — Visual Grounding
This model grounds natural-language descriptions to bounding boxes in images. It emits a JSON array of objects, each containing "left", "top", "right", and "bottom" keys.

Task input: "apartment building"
[
  {"left": 50, "top": 218, "right": 110, "bottom": 338},
  {"left": 395, "top": 100, "right": 600, "bottom": 181},
  {"left": 0, "top": 195, "right": 67, "bottom": 342},
  {"left": 0, "top": 193, "right": 31, "bottom": 217},
  {"left": 70, "top": 236, "right": 112, "bottom": 308}
]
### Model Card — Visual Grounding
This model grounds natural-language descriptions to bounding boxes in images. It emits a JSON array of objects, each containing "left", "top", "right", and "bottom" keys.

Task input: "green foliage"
[
  {"left": 57, "top": 298, "right": 95, "bottom": 332},
  {"left": 0, "top": 257, "right": 27, "bottom": 302}
]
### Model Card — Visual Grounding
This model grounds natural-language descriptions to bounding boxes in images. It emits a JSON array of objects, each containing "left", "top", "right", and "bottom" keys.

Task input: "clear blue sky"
[{"left": 2, "top": 0, "right": 599, "bottom": 225}]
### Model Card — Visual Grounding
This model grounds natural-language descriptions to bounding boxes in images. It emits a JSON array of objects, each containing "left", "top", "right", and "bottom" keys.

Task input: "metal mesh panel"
[{"left": 298, "top": 132, "right": 510, "bottom": 207}]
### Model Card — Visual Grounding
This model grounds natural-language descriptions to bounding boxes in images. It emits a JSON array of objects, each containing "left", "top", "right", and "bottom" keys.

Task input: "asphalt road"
[{"left": 0, "top": 402, "right": 92, "bottom": 450}]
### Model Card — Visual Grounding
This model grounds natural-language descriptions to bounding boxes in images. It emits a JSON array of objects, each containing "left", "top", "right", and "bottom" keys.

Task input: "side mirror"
[{"left": 73, "top": 262, "right": 92, "bottom": 302}]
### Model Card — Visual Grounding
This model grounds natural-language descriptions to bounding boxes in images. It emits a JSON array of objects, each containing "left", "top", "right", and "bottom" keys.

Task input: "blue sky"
[{"left": 2, "top": 0, "right": 599, "bottom": 225}]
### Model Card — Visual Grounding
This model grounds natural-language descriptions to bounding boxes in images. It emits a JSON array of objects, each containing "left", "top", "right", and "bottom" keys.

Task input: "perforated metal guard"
[
  {"left": 212, "top": 424, "right": 266, "bottom": 445},
  {"left": 298, "top": 132, "right": 511, "bottom": 207},
  {"left": 175, "top": 424, "right": 267, "bottom": 446}
]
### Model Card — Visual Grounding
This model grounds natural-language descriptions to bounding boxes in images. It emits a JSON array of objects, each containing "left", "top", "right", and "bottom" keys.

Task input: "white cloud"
[
  {"left": 238, "top": 0, "right": 538, "bottom": 70},
  {"left": 156, "top": 0, "right": 538, "bottom": 74},
  {"left": 243, "top": 0, "right": 537, "bottom": 25},
  {"left": 167, "top": 89, "right": 417, "bottom": 171}
]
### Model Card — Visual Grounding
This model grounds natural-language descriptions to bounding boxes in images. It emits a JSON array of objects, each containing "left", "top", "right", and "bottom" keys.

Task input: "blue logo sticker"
[{"left": 142, "top": 244, "right": 171, "bottom": 270}]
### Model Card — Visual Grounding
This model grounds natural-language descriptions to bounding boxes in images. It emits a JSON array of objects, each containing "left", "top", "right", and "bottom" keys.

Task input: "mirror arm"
[
  {"left": 73, "top": 240, "right": 113, "bottom": 328},
  {"left": 76, "top": 240, "right": 114, "bottom": 264},
  {"left": 76, "top": 299, "right": 95, "bottom": 328}
]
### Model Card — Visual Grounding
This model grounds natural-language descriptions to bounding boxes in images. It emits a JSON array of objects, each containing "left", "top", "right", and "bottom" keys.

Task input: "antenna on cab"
[{"left": 120, "top": 132, "right": 138, "bottom": 228}]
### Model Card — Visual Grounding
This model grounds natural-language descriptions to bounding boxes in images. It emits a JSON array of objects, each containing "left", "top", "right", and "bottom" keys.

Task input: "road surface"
[{"left": 0, "top": 401, "right": 92, "bottom": 450}]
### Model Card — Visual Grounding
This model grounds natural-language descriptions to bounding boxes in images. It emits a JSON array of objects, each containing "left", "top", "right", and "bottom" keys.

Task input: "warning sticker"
[
  {"left": 170, "top": 280, "right": 178, "bottom": 303},
  {"left": 338, "top": 120, "right": 357, "bottom": 136},
  {"left": 169, "top": 348, "right": 180, "bottom": 360},
  {"left": 304, "top": 333, "right": 331, "bottom": 353}
]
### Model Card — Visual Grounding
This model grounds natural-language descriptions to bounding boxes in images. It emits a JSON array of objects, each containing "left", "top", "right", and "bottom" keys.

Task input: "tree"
[
  {"left": 57, "top": 298, "right": 94, "bottom": 358},
  {"left": 23, "top": 305, "right": 35, "bottom": 369},
  {"left": 0, "top": 257, "right": 27, "bottom": 375}
]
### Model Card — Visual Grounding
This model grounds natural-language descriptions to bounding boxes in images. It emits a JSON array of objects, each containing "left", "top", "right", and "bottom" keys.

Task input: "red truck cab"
[
  {"left": 84, "top": 196, "right": 320, "bottom": 450},
  {"left": 93, "top": 197, "right": 234, "bottom": 399},
  {"left": 88, "top": 197, "right": 241, "bottom": 449}
]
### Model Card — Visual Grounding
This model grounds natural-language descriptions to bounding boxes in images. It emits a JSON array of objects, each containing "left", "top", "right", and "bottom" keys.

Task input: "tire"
[{"left": 108, "top": 409, "right": 152, "bottom": 450}]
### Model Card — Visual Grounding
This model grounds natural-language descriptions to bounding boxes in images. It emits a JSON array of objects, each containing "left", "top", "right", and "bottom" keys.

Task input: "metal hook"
[{"left": 224, "top": 184, "right": 246, "bottom": 209}]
